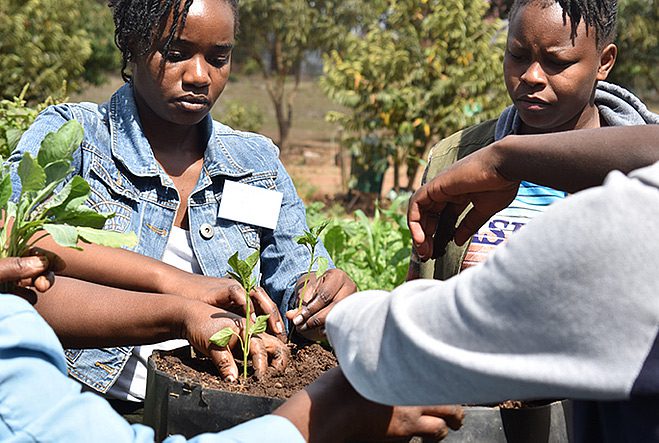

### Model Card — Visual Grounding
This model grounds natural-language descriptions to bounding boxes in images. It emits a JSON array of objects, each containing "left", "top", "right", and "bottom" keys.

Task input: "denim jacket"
[{"left": 8, "top": 83, "right": 333, "bottom": 394}]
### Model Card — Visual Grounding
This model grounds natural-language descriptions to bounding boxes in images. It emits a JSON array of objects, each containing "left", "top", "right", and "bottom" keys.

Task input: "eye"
[
  {"left": 163, "top": 49, "right": 186, "bottom": 63},
  {"left": 506, "top": 48, "right": 525, "bottom": 61},
  {"left": 209, "top": 52, "right": 231, "bottom": 68}
]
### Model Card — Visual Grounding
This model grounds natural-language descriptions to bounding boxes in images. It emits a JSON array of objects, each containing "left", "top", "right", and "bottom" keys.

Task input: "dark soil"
[{"left": 152, "top": 343, "right": 337, "bottom": 399}]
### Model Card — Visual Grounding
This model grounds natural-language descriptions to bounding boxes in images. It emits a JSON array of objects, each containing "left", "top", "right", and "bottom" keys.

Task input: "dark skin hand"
[
  {"left": 408, "top": 126, "right": 659, "bottom": 261},
  {"left": 31, "top": 276, "right": 289, "bottom": 382},
  {"left": 0, "top": 248, "right": 63, "bottom": 296},
  {"left": 274, "top": 368, "right": 464, "bottom": 443},
  {"left": 33, "top": 237, "right": 287, "bottom": 342},
  {"left": 286, "top": 269, "right": 357, "bottom": 342}
]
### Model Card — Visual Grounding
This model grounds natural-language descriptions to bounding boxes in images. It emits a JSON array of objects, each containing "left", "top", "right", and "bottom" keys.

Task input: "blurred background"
[{"left": 1, "top": 0, "right": 657, "bottom": 290}]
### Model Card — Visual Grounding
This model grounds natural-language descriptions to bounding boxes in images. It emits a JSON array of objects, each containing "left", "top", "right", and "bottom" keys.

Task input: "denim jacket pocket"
[
  {"left": 238, "top": 223, "right": 261, "bottom": 250},
  {"left": 86, "top": 157, "right": 139, "bottom": 233}
]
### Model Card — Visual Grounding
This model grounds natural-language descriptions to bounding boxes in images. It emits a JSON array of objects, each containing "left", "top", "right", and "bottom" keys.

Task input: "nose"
[
  {"left": 183, "top": 55, "right": 211, "bottom": 87},
  {"left": 520, "top": 61, "right": 547, "bottom": 86}
]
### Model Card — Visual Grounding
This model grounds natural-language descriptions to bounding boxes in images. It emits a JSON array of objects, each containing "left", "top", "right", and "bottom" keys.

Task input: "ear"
[{"left": 596, "top": 43, "right": 617, "bottom": 81}]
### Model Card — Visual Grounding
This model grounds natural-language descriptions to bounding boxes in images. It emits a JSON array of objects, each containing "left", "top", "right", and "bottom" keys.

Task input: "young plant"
[
  {"left": 295, "top": 221, "right": 330, "bottom": 312},
  {"left": 209, "top": 249, "right": 270, "bottom": 380},
  {"left": 0, "top": 120, "right": 137, "bottom": 266}
]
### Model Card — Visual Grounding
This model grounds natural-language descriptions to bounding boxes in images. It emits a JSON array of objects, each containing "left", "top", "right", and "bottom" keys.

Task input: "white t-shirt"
[{"left": 106, "top": 226, "right": 202, "bottom": 401}]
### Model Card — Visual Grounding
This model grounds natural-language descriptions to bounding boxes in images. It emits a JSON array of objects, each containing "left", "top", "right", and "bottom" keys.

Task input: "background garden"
[{"left": 1, "top": 0, "right": 657, "bottom": 291}]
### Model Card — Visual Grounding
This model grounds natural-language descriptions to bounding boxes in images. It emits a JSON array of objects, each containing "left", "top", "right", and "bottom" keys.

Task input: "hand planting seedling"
[
  {"left": 209, "top": 249, "right": 270, "bottom": 380},
  {"left": 295, "top": 221, "right": 330, "bottom": 312},
  {"left": 0, "top": 120, "right": 137, "bottom": 270}
]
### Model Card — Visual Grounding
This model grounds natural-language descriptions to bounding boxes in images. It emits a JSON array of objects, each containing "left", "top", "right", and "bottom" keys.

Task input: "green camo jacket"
[{"left": 410, "top": 119, "right": 497, "bottom": 281}]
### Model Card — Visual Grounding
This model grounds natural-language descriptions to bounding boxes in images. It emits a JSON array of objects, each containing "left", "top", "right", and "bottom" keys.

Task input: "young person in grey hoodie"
[
  {"left": 408, "top": 0, "right": 659, "bottom": 281},
  {"left": 326, "top": 124, "right": 659, "bottom": 443}
]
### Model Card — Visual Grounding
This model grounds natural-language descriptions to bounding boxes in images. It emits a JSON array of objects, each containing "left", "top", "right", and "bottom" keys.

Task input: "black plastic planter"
[{"left": 144, "top": 347, "right": 572, "bottom": 442}]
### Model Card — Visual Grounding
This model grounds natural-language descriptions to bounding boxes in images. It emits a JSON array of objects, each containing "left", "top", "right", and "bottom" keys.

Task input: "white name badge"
[{"left": 218, "top": 181, "right": 283, "bottom": 230}]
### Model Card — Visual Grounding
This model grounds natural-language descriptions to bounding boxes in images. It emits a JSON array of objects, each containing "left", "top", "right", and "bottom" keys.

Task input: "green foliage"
[
  {"left": 234, "top": 0, "right": 387, "bottom": 147},
  {"left": 0, "top": 84, "right": 66, "bottom": 159},
  {"left": 0, "top": 120, "right": 137, "bottom": 260},
  {"left": 610, "top": 0, "right": 659, "bottom": 98},
  {"left": 321, "top": 0, "right": 510, "bottom": 196},
  {"left": 79, "top": 1, "right": 121, "bottom": 86},
  {"left": 307, "top": 196, "right": 412, "bottom": 291},
  {"left": 295, "top": 222, "right": 330, "bottom": 311},
  {"left": 219, "top": 101, "right": 265, "bottom": 133},
  {"left": 209, "top": 249, "right": 269, "bottom": 380},
  {"left": 0, "top": 0, "right": 91, "bottom": 101}
]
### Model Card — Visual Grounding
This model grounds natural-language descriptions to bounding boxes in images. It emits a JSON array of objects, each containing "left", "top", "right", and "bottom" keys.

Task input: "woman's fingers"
[
  {"left": 0, "top": 256, "right": 49, "bottom": 283},
  {"left": 250, "top": 286, "right": 287, "bottom": 342}
]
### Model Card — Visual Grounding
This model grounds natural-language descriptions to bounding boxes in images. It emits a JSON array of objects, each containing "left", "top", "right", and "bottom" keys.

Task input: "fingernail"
[
  {"left": 298, "top": 323, "right": 308, "bottom": 332},
  {"left": 251, "top": 313, "right": 257, "bottom": 322},
  {"left": 226, "top": 375, "right": 236, "bottom": 383},
  {"left": 293, "top": 315, "right": 304, "bottom": 326},
  {"left": 276, "top": 321, "right": 284, "bottom": 334}
]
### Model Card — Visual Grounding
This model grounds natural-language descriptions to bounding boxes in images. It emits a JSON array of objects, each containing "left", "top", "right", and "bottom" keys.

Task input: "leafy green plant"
[
  {"left": 209, "top": 249, "right": 270, "bottom": 380},
  {"left": 0, "top": 120, "right": 137, "bottom": 261},
  {"left": 0, "top": 83, "right": 66, "bottom": 159},
  {"left": 295, "top": 222, "right": 330, "bottom": 312},
  {"left": 310, "top": 195, "right": 411, "bottom": 291},
  {"left": 217, "top": 100, "right": 264, "bottom": 133}
]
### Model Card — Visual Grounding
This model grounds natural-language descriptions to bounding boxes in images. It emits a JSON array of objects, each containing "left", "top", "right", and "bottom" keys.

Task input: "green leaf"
[
  {"left": 209, "top": 327, "right": 236, "bottom": 347},
  {"left": 17, "top": 153, "right": 46, "bottom": 194},
  {"left": 316, "top": 256, "right": 329, "bottom": 276},
  {"left": 37, "top": 120, "right": 83, "bottom": 167},
  {"left": 249, "top": 314, "right": 270, "bottom": 336},
  {"left": 44, "top": 160, "right": 73, "bottom": 185},
  {"left": 43, "top": 224, "right": 79, "bottom": 248},
  {"left": 244, "top": 249, "right": 260, "bottom": 271},
  {"left": 55, "top": 206, "right": 109, "bottom": 229},
  {"left": 77, "top": 227, "right": 137, "bottom": 248},
  {"left": 0, "top": 175, "right": 12, "bottom": 211},
  {"left": 6, "top": 128, "right": 23, "bottom": 152},
  {"left": 42, "top": 175, "right": 90, "bottom": 212}
]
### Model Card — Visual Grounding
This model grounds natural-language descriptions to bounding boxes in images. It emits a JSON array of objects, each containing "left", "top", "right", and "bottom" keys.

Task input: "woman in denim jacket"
[{"left": 7, "top": 0, "right": 356, "bottom": 405}]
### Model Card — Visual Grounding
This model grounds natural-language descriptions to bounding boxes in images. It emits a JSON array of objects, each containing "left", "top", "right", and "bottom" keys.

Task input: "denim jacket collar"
[{"left": 108, "top": 83, "right": 251, "bottom": 180}]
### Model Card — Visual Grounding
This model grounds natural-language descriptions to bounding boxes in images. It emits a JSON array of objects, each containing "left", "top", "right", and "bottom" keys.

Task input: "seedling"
[
  {"left": 0, "top": 120, "right": 137, "bottom": 268},
  {"left": 209, "top": 249, "right": 270, "bottom": 380},
  {"left": 295, "top": 221, "right": 330, "bottom": 312}
]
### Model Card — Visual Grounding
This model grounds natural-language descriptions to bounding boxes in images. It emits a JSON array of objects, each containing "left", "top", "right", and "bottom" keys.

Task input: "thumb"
[{"left": 0, "top": 256, "right": 49, "bottom": 283}]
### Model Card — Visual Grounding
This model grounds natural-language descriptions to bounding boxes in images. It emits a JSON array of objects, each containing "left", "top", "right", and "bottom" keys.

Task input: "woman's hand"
[
  {"left": 169, "top": 273, "right": 287, "bottom": 342},
  {"left": 0, "top": 248, "right": 64, "bottom": 297},
  {"left": 181, "top": 301, "right": 290, "bottom": 382},
  {"left": 286, "top": 269, "right": 357, "bottom": 341}
]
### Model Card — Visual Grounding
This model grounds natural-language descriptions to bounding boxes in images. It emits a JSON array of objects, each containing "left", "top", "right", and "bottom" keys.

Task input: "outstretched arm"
[
  {"left": 409, "top": 125, "right": 659, "bottom": 260},
  {"left": 331, "top": 164, "right": 659, "bottom": 406}
]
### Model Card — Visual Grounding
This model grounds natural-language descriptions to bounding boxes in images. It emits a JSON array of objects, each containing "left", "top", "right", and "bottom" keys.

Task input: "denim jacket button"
[{"left": 200, "top": 223, "right": 215, "bottom": 240}]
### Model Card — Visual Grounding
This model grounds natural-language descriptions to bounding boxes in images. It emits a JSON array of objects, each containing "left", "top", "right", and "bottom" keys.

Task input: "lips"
[
  {"left": 516, "top": 95, "right": 550, "bottom": 106},
  {"left": 174, "top": 95, "right": 211, "bottom": 111}
]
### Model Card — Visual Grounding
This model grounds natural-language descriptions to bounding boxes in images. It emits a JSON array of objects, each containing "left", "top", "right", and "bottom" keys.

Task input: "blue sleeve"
[{"left": 0, "top": 295, "right": 304, "bottom": 443}]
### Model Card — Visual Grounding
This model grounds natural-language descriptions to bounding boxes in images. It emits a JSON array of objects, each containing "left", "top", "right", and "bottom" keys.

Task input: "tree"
[
  {"left": 0, "top": 0, "right": 91, "bottom": 101},
  {"left": 321, "top": 0, "right": 510, "bottom": 196},
  {"left": 235, "top": 0, "right": 387, "bottom": 149},
  {"left": 610, "top": 0, "right": 658, "bottom": 98}
]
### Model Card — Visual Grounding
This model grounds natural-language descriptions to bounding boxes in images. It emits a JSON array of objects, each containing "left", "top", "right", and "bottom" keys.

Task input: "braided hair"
[
  {"left": 108, "top": 0, "right": 240, "bottom": 81},
  {"left": 510, "top": 0, "right": 617, "bottom": 48}
]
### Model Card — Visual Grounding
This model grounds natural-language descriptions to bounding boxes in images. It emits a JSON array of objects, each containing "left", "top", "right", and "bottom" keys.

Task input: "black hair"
[
  {"left": 509, "top": 0, "right": 617, "bottom": 48},
  {"left": 108, "top": 0, "right": 240, "bottom": 82}
]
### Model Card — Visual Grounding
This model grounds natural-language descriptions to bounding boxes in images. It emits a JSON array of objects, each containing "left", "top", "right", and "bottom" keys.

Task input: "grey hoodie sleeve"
[{"left": 326, "top": 165, "right": 659, "bottom": 406}]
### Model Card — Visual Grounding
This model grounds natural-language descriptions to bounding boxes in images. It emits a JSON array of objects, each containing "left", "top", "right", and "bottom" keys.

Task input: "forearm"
[
  {"left": 493, "top": 125, "right": 659, "bottom": 193},
  {"left": 32, "top": 276, "right": 189, "bottom": 348},
  {"left": 34, "top": 236, "right": 185, "bottom": 294},
  {"left": 331, "top": 171, "right": 659, "bottom": 405}
]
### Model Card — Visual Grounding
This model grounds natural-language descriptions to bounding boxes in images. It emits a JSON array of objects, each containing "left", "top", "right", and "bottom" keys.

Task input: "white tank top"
[{"left": 105, "top": 226, "right": 201, "bottom": 401}]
